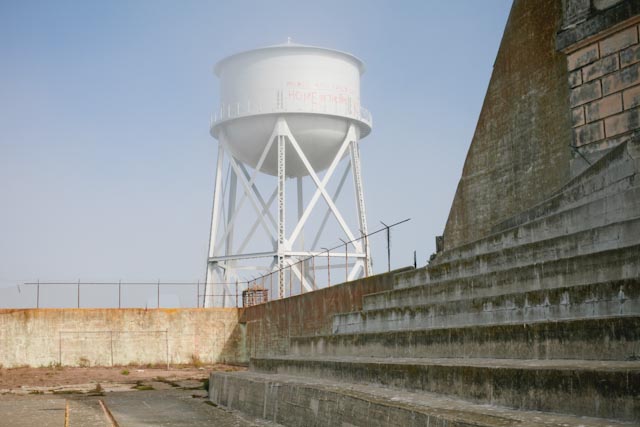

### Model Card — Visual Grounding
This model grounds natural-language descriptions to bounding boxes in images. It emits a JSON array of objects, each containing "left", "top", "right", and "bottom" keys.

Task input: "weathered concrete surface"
[
  {"left": 489, "top": 137, "right": 639, "bottom": 235},
  {"left": 0, "top": 308, "right": 242, "bottom": 368},
  {"left": 0, "top": 395, "right": 67, "bottom": 427},
  {"left": 236, "top": 269, "right": 407, "bottom": 363},
  {"left": 291, "top": 316, "right": 640, "bottom": 361},
  {"left": 0, "top": 390, "right": 279, "bottom": 427},
  {"left": 403, "top": 212, "right": 640, "bottom": 288},
  {"left": 373, "top": 245, "right": 640, "bottom": 312},
  {"left": 334, "top": 279, "right": 640, "bottom": 334},
  {"left": 102, "top": 389, "right": 279, "bottom": 426},
  {"left": 443, "top": 0, "right": 573, "bottom": 251},
  {"left": 251, "top": 356, "right": 640, "bottom": 422},
  {"left": 210, "top": 371, "right": 636, "bottom": 427}
]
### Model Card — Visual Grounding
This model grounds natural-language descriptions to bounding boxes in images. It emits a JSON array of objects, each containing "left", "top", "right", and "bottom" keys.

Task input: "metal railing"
[
  {"left": 20, "top": 218, "right": 410, "bottom": 309},
  {"left": 22, "top": 280, "right": 214, "bottom": 309},
  {"left": 210, "top": 98, "right": 372, "bottom": 128}
]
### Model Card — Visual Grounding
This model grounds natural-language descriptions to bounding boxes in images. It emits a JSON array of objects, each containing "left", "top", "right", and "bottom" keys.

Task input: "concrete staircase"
[{"left": 209, "top": 138, "right": 640, "bottom": 426}]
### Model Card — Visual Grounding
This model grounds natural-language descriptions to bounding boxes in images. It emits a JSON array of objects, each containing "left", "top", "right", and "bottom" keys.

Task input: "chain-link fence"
[{"left": 19, "top": 218, "right": 411, "bottom": 308}]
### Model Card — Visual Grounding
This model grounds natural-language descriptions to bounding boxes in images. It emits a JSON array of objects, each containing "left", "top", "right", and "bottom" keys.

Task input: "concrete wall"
[
  {"left": 0, "top": 270, "right": 404, "bottom": 367},
  {"left": 0, "top": 308, "right": 242, "bottom": 368},
  {"left": 236, "top": 269, "right": 406, "bottom": 364},
  {"left": 442, "top": 0, "right": 573, "bottom": 250}
]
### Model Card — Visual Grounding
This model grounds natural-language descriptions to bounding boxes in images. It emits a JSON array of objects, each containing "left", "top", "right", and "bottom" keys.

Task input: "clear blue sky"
[{"left": 0, "top": 0, "right": 512, "bottom": 306}]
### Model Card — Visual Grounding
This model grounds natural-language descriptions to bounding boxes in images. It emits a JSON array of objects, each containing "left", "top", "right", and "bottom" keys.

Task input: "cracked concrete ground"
[
  {"left": 0, "top": 366, "right": 279, "bottom": 427},
  {"left": 0, "top": 390, "right": 279, "bottom": 426}
]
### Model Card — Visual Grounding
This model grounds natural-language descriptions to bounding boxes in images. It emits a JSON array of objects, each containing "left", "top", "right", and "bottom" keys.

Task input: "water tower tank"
[
  {"left": 205, "top": 41, "right": 373, "bottom": 308},
  {"left": 211, "top": 41, "right": 372, "bottom": 177}
]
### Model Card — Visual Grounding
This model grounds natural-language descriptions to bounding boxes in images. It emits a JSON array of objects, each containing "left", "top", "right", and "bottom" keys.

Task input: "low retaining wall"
[
  {"left": 237, "top": 268, "right": 410, "bottom": 363},
  {"left": 0, "top": 269, "right": 409, "bottom": 367},
  {"left": 0, "top": 308, "right": 242, "bottom": 368}
]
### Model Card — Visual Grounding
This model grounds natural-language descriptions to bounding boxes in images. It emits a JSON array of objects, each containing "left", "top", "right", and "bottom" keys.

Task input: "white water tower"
[{"left": 204, "top": 41, "right": 372, "bottom": 307}]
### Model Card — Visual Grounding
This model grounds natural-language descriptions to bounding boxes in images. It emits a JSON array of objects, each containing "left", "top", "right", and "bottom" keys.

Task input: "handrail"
[{"left": 210, "top": 99, "right": 372, "bottom": 128}]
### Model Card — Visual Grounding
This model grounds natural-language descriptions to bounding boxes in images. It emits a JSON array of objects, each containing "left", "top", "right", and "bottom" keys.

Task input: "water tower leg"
[
  {"left": 277, "top": 134, "right": 286, "bottom": 299},
  {"left": 349, "top": 139, "right": 372, "bottom": 276},
  {"left": 204, "top": 145, "right": 225, "bottom": 308},
  {"left": 297, "top": 176, "right": 304, "bottom": 251},
  {"left": 224, "top": 167, "right": 238, "bottom": 306}
]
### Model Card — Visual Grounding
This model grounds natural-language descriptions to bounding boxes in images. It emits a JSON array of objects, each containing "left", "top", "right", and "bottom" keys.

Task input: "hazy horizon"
[{"left": 1, "top": 0, "right": 513, "bottom": 307}]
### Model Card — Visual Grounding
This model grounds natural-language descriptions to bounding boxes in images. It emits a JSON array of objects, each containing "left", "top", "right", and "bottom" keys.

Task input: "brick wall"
[{"left": 568, "top": 21, "right": 640, "bottom": 158}]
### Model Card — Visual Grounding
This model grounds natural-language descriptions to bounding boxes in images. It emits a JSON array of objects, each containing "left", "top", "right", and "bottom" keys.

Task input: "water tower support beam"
[
  {"left": 238, "top": 162, "right": 278, "bottom": 231},
  {"left": 297, "top": 176, "right": 304, "bottom": 251},
  {"left": 215, "top": 132, "right": 278, "bottom": 248},
  {"left": 236, "top": 187, "right": 278, "bottom": 254},
  {"left": 286, "top": 124, "right": 361, "bottom": 252},
  {"left": 204, "top": 144, "right": 226, "bottom": 307},
  {"left": 349, "top": 140, "right": 372, "bottom": 276},
  {"left": 207, "top": 119, "right": 371, "bottom": 304},
  {"left": 289, "top": 261, "right": 314, "bottom": 292},
  {"left": 225, "top": 167, "right": 237, "bottom": 258},
  {"left": 277, "top": 134, "right": 286, "bottom": 299},
  {"left": 309, "top": 164, "right": 351, "bottom": 251}
]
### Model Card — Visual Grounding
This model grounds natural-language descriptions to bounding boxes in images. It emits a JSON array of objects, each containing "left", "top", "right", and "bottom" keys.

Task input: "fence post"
[
  {"left": 157, "top": 279, "right": 160, "bottom": 309},
  {"left": 110, "top": 331, "right": 114, "bottom": 367},
  {"left": 235, "top": 280, "right": 239, "bottom": 307},
  {"left": 326, "top": 249, "right": 331, "bottom": 286},
  {"left": 196, "top": 280, "right": 200, "bottom": 308},
  {"left": 118, "top": 280, "right": 121, "bottom": 309},
  {"left": 312, "top": 256, "right": 316, "bottom": 290},
  {"left": 77, "top": 279, "right": 80, "bottom": 308},
  {"left": 165, "top": 330, "right": 169, "bottom": 370},
  {"left": 361, "top": 230, "right": 370, "bottom": 278},
  {"left": 381, "top": 221, "right": 391, "bottom": 272},
  {"left": 340, "top": 239, "right": 348, "bottom": 283},
  {"left": 36, "top": 279, "right": 40, "bottom": 309}
]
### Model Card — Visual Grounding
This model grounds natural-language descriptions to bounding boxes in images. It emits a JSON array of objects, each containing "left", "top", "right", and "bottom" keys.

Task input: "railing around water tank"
[{"left": 210, "top": 99, "right": 372, "bottom": 129}]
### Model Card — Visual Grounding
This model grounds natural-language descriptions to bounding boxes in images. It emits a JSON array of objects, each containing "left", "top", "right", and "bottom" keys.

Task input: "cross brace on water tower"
[{"left": 204, "top": 117, "right": 371, "bottom": 307}]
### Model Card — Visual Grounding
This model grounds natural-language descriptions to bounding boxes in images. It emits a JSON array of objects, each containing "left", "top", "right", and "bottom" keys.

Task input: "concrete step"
[
  {"left": 425, "top": 216, "right": 640, "bottom": 285},
  {"left": 209, "top": 371, "right": 635, "bottom": 427},
  {"left": 366, "top": 244, "right": 640, "bottom": 313},
  {"left": 249, "top": 356, "right": 640, "bottom": 422},
  {"left": 397, "top": 185, "right": 640, "bottom": 289},
  {"left": 334, "top": 279, "right": 640, "bottom": 334},
  {"left": 489, "top": 137, "right": 639, "bottom": 236},
  {"left": 292, "top": 316, "right": 640, "bottom": 361}
]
